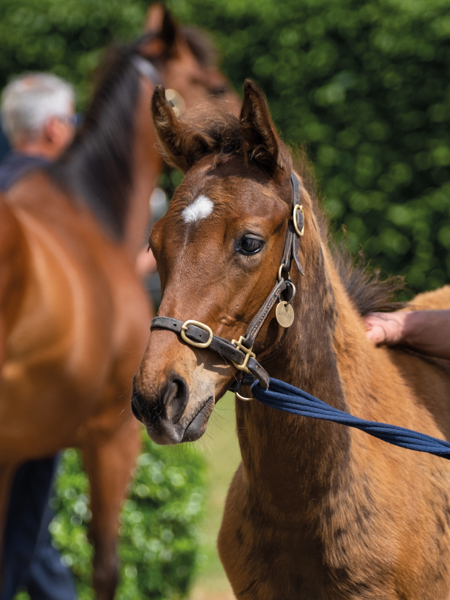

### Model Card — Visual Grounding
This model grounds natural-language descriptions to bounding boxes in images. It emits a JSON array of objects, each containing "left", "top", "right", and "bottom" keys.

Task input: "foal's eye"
[{"left": 235, "top": 235, "right": 265, "bottom": 256}]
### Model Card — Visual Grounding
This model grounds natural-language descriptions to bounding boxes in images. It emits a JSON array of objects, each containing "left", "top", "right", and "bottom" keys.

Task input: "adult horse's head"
[
  {"left": 138, "top": 3, "right": 237, "bottom": 109},
  {"left": 132, "top": 80, "right": 311, "bottom": 444}
]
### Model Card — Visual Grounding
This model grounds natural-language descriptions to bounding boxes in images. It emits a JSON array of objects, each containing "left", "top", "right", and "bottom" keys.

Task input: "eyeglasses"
[{"left": 55, "top": 114, "right": 79, "bottom": 127}]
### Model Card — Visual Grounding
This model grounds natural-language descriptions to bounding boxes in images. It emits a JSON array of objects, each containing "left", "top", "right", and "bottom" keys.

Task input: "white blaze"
[{"left": 182, "top": 195, "right": 214, "bottom": 224}]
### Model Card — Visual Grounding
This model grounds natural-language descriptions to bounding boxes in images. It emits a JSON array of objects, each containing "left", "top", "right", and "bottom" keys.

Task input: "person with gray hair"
[
  {"left": 0, "top": 72, "right": 76, "bottom": 191},
  {"left": 0, "top": 73, "right": 76, "bottom": 600}
]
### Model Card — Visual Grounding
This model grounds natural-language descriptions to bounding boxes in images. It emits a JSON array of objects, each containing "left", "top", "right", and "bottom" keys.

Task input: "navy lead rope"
[{"left": 251, "top": 377, "right": 450, "bottom": 459}]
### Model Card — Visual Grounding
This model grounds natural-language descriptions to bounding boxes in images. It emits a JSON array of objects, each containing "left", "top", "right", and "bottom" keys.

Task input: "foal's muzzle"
[{"left": 131, "top": 373, "right": 208, "bottom": 445}]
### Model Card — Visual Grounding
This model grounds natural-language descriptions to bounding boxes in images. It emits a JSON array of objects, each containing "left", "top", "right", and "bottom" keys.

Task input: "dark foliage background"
[
  {"left": 2, "top": 0, "right": 450, "bottom": 291},
  {"left": 0, "top": 0, "right": 149, "bottom": 108},
  {"left": 163, "top": 0, "right": 450, "bottom": 291},
  {"left": 165, "top": 0, "right": 450, "bottom": 294}
]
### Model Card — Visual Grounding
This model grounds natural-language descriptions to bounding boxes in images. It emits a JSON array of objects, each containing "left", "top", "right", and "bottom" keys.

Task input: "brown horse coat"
[
  {"left": 133, "top": 80, "right": 450, "bottom": 599},
  {"left": 0, "top": 6, "right": 237, "bottom": 598}
]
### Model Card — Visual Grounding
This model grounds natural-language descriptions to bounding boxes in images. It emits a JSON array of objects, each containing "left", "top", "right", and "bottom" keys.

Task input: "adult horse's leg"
[
  {"left": 80, "top": 395, "right": 141, "bottom": 600},
  {"left": 0, "top": 463, "right": 17, "bottom": 591}
]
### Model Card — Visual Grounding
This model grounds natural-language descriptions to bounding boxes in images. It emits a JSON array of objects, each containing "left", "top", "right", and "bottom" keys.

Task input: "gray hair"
[{"left": 1, "top": 73, "right": 75, "bottom": 144}]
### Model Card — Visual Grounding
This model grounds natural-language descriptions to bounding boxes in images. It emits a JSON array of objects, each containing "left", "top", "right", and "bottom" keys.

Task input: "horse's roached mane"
[
  {"left": 181, "top": 109, "right": 404, "bottom": 316},
  {"left": 48, "top": 27, "right": 215, "bottom": 240},
  {"left": 48, "top": 35, "right": 145, "bottom": 240}
]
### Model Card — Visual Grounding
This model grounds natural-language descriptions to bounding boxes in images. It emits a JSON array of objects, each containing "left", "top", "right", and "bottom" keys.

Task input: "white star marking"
[{"left": 182, "top": 195, "right": 214, "bottom": 224}]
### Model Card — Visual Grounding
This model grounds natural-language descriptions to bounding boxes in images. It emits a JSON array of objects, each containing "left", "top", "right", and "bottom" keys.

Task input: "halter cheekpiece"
[{"left": 150, "top": 171, "right": 305, "bottom": 392}]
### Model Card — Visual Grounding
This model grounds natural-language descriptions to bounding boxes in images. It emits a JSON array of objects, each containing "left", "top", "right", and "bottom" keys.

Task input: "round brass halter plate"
[
  {"left": 276, "top": 301, "right": 295, "bottom": 328},
  {"left": 165, "top": 89, "right": 186, "bottom": 117}
]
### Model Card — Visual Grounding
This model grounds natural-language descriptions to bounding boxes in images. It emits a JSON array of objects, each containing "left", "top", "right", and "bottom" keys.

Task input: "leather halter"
[
  {"left": 131, "top": 54, "right": 185, "bottom": 116},
  {"left": 131, "top": 55, "right": 163, "bottom": 85},
  {"left": 150, "top": 171, "right": 305, "bottom": 391}
]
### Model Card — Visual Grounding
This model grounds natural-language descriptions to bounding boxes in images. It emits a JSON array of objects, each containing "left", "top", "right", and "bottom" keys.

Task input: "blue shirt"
[{"left": 0, "top": 152, "right": 48, "bottom": 192}]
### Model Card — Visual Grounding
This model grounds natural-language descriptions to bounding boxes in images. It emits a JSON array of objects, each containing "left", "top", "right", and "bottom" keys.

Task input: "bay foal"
[
  {"left": 0, "top": 7, "right": 236, "bottom": 598},
  {"left": 133, "top": 81, "right": 450, "bottom": 599}
]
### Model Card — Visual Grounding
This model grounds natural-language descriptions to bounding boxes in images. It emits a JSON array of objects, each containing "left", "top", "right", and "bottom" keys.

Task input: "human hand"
[{"left": 365, "top": 312, "right": 407, "bottom": 346}]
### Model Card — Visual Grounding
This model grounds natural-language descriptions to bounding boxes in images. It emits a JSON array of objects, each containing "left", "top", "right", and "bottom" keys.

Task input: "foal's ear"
[
  {"left": 240, "top": 80, "right": 280, "bottom": 174},
  {"left": 151, "top": 86, "right": 211, "bottom": 173}
]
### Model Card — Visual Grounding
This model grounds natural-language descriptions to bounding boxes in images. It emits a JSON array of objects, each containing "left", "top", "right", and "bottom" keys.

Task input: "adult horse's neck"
[
  {"left": 49, "top": 46, "right": 160, "bottom": 258},
  {"left": 0, "top": 196, "right": 29, "bottom": 368},
  {"left": 121, "top": 75, "right": 161, "bottom": 258}
]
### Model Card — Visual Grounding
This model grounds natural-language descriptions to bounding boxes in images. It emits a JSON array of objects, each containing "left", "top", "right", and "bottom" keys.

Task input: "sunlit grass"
[{"left": 189, "top": 392, "right": 240, "bottom": 599}]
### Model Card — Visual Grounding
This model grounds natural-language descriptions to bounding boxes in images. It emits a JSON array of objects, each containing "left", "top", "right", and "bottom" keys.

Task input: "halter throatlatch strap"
[
  {"left": 281, "top": 172, "right": 305, "bottom": 278},
  {"left": 151, "top": 171, "right": 305, "bottom": 392}
]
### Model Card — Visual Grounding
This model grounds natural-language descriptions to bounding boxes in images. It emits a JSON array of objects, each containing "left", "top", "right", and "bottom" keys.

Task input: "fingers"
[
  {"left": 365, "top": 312, "right": 406, "bottom": 346},
  {"left": 366, "top": 322, "right": 389, "bottom": 345}
]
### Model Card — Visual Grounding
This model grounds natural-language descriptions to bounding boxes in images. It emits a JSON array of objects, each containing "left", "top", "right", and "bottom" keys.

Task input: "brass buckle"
[
  {"left": 278, "top": 263, "right": 290, "bottom": 282},
  {"left": 181, "top": 320, "right": 213, "bottom": 349},
  {"left": 231, "top": 336, "right": 256, "bottom": 373},
  {"left": 293, "top": 204, "right": 304, "bottom": 237}
]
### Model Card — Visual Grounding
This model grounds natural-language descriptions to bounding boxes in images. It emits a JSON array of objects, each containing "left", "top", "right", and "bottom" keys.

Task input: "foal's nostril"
[
  {"left": 164, "top": 374, "right": 189, "bottom": 424},
  {"left": 131, "top": 397, "right": 143, "bottom": 423},
  {"left": 131, "top": 386, "right": 146, "bottom": 424}
]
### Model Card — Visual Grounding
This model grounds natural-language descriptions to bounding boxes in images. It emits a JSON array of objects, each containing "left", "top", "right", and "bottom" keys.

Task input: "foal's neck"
[{"left": 236, "top": 239, "right": 370, "bottom": 516}]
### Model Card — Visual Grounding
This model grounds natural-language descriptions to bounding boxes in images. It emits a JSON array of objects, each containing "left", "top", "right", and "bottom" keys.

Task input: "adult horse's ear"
[
  {"left": 240, "top": 80, "right": 280, "bottom": 174},
  {"left": 141, "top": 4, "right": 178, "bottom": 58},
  {"left": 151, "top": 85, "right": 211, "bottom": 173}
]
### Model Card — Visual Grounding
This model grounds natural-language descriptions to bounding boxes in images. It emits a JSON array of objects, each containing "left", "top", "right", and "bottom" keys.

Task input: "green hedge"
[
  {"left": 167, "top": 0, "right": 450, "bottom": 294},
  {"left": 0, "top": 0, "right": 150, "bottom": 108},
  {"left": 15, "top": 434, "right": 205, "bottom": 600},
  {"left": 3, "top": 0, "right": 450, "bottom": 292}
]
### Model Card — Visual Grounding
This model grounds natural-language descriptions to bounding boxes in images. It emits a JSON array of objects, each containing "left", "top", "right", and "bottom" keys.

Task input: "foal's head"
[{"left": 133, "top": 81, "right": 315, "bottom": 444}]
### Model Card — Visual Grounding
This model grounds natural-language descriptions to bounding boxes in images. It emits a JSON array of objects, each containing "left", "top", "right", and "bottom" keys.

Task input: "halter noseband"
[{"left": 150, "top": 171, "right": 305, "bottom": 392}]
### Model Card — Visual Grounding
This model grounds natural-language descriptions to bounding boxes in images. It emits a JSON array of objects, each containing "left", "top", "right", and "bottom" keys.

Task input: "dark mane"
[
  {"left": 332, "top": 246, "right": 405, "bottom": 315},
  {"left": 181, "top": 109, "right": 405, "bottom": 315},
  {"left": 48, "top": 35, "right": 150, "bottom": 239},
  {"left": 292, "top": 150, "right": 406, "bottom": 315},
  {"left": 48, "top": 26, "right": 220, "bottom": 240}
]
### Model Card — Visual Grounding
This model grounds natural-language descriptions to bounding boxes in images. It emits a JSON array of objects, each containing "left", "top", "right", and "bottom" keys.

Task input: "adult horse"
[
  {"left": 0, "top": 6, "right": 236, "bottom": 599},
  {"left": 133, "top": 80, "right": 450, "bottom": 599}
]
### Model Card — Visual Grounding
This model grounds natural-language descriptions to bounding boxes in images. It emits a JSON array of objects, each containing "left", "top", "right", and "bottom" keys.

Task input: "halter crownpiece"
[
  {"left": 131, "top": 55, "right": 185, "bottom": 117},
  {"left": 131, "top": 55, "right": 163, "bottom": 85},
  {"left": 150, "top": 171, "right": 305, "bottom": 392}
]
